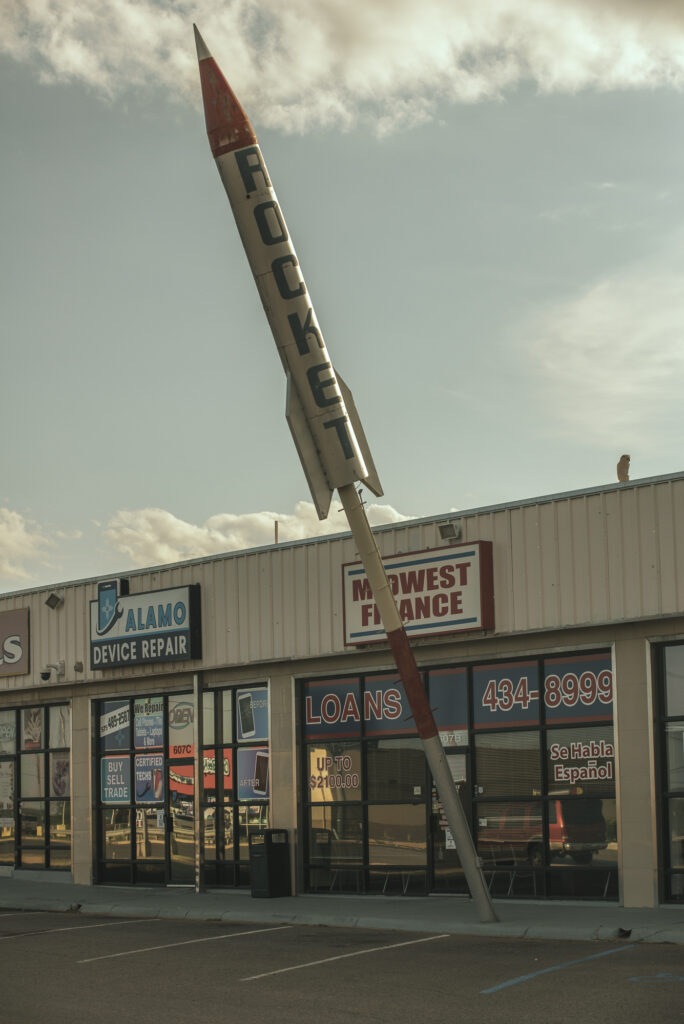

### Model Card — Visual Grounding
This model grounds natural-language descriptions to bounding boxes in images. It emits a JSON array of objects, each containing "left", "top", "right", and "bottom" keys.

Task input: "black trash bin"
[{"left": 249, "top": 829, "right": 291, "bottom": 898}]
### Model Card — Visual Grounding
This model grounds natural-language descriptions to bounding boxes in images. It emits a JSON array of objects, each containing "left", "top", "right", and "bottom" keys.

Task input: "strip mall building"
[{"left": 1, "top": 472, "right": 683, "bottom": 906}]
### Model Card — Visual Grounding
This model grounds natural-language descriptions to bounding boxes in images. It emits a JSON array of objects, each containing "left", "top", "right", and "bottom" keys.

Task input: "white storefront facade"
[{"left": 1, "top": 472, "right": 683, "bottom": 906}]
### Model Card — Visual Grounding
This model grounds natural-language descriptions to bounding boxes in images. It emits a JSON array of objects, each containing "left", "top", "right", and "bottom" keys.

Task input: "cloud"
[
  {"left": 521, "top": 251, "right": 684, "bottom": 451},
  {"left": 0, "top": 508, "right": 53, "bottom": 589},
  {"left": 104, "top": 500, "right": 413, "bottom": 568},
  {"left": 3, "top": 1, "right": 684, "bottom": 132}
]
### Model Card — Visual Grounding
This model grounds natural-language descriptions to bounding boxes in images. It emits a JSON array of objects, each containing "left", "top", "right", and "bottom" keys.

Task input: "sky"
[{"left": 2, "top": 0, "right": 684, "bottom": 595}]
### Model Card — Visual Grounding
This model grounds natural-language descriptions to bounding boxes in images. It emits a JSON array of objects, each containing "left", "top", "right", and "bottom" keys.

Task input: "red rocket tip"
[{"left": 194, "top": 26, "right": 256, "bottom": 157}]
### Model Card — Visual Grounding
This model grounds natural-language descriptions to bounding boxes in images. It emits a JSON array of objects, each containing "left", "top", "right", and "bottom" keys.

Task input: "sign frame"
[{"left": 342, "top": 542, "right": 494, "bottom": 646}]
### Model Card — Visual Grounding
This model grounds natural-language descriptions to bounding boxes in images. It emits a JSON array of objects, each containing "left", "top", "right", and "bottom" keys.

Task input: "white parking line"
[
  {"left": 0, "top": 918, "right": 150, "bottom": 941},
  {"left": 241, "top": 933, "right": 450, "bottom": 981},
  {"left": 78, "top": 924, "right": 293, "bottom": 963}
]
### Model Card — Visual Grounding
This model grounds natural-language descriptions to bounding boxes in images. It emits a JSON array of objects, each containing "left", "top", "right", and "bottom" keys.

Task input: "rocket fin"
[
  {"left": 335, "top": 372, "right": 383, "bottom": 498},
  {"left": 285, "top": 375, "right": 334, "bottom": 520}
]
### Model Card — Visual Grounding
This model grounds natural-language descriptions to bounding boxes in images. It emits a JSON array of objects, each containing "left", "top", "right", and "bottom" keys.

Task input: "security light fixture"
[
  {"left": 45, "top": 591, "right": 64, "bottom": 610},
  {"left": 438, "top": 521, "right": 462, "bottom": 542}
]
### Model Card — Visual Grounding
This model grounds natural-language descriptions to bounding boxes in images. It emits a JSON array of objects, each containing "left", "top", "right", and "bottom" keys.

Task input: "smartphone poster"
[
  {"left": 236, "top": 687, "right": 269, "bottom": 742},
  {"left": 237, "top": 747, "right": 269, "bottom": 800},
  {"left": 134, "top": 753, "right": 164, "bottom": 803}
]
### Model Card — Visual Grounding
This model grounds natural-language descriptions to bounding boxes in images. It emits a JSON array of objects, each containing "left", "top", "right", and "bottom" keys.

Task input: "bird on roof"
[{"left": 617, "top": 454, "right": 630, "bottom": 482}]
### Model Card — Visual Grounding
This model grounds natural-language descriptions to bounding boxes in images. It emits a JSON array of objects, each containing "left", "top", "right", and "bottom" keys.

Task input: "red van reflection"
[{"left": 478, "top": 799, "right": 607, "bottom": 868}]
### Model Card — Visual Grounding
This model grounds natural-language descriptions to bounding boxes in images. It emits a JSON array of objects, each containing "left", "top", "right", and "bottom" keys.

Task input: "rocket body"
[{"left": 195, "top": 29, "right": 381, "bottom": 518}]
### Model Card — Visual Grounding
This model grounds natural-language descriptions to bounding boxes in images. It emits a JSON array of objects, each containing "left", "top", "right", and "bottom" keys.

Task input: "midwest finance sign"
[
  {"left": 342, "top": 542, "right": 494, "bottom": 645},
  {"left": 90, "top": 582, "right": 202, "bottom": 669}
]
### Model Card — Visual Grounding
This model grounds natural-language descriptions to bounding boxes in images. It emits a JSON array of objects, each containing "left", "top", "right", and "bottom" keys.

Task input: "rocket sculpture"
[{"left": 194, "top": 26, "right": 496, "bottom": 921}]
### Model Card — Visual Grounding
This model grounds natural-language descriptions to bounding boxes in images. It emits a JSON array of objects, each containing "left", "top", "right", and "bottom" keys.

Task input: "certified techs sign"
[{"left": 90, "top": 581, "right": 202, "bottom": 669}]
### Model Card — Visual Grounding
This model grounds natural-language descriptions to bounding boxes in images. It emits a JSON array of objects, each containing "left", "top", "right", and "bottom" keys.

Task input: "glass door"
[
  {"left": 430, "top": 750, "right": 471, "bottom": 893},
  {"left": 168, "top": 761, "right": 195, "bottom": 884}
]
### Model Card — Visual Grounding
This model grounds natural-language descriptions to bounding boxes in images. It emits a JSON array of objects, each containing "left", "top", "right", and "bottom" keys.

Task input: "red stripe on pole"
[{"left": 386, "top": 627, "right": 438, "bottom": 740}]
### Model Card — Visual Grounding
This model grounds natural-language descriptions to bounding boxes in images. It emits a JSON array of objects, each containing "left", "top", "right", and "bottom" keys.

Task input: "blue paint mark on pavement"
[{"left": 481, "top": 944, "right": 637, "bottom": 994}]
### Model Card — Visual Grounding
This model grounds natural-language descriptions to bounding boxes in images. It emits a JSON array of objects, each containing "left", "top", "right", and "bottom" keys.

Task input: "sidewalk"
[{"left": 1, "top": 871, "right": 683, "bottom": 944}]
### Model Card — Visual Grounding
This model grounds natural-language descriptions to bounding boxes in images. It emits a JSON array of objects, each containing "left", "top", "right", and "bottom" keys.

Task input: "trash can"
[{"left": 249, "top": 829, "right": 291, "bottom": 898}]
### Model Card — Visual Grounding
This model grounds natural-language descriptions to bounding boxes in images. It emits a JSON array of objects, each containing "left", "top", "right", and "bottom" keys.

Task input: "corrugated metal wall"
[{"left": 2, "top": 475, "right": 684, "bottom": 690}]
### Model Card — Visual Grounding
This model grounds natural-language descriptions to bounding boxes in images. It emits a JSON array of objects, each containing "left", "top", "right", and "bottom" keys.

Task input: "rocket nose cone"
[{"left": 193, "top": 24, "right": 212, "bottom": 62}]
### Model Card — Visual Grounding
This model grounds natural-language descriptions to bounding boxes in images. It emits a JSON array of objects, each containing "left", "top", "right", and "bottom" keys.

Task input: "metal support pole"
[
  {"left": 193, "top": 672, "right": 204, "bottom": 894},
  {"left": 338, "top": 484, "right": 497, "bottom": 923}
]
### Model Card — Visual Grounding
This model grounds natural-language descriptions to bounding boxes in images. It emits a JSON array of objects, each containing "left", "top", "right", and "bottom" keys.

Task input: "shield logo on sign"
[{"left": 97, "top": 580, "right": 123, "bottom": 635}]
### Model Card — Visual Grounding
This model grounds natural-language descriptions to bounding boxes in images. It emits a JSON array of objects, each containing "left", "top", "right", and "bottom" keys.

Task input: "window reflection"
[
  {"left": 477, "top": 802, "right": 543, "bottom": 867},
  {"left": 0, "top": 710, "right": 16, "bottom": 754},
  {"left": 135, "top": 807, "right": 165, "bottom": 860},
  {"left": 308, "top": 805, "right": 363, "bottom": 864},
  {"left": 20, "top": 802, "right": 46, "bottom": 867},
  {"left": 665, "top": 646, "right": 684, "bottom": 718},
  {"left": 49, "top": 801, "right": 71, "bottom": 868},
  {"left": 547, "top": 798, "right": 616, "bottom": 868},
  {"left": 49, "top": 707, "right": 70, "bottom": 749},
  {"left": 366, "top": 740, "right": 424, "bottom": 802},
  {"left": 21, "top": 753, "right": 43, "bottom": 799},
  {"left": 102, "top": 808, "right": 131, "bottom": 860},
  {"left": 666, "top": 724, "right": 684, "bottom": 792},
  {"left": 238, "top": 804, "right": 269, "bottom": 860},
  {"left": 367, "top": 804, "right": 426, "bottom": 866},
  {"left": 668, "top": 798, "right": 684, "bottom": 870}
]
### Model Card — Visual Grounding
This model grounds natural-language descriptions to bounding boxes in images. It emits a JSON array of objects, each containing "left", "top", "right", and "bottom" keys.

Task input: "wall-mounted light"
[
  {"left": 45, "top": 591, "right": 64, "bottom": 610},
  {"left": 438, "top": 521, "right": 462, "bottom": 542},
  {"left": 40, "top": 661, "right": 65, "bottom": 682}
]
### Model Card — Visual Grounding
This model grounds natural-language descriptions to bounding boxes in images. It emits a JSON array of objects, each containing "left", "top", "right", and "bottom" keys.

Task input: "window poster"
[
  {"left": 236, "top": 688, "right": 269, "bottom": 743},
  {"left": 168, "top": 696, "right": 195, "bottom": 758},
  {"left": 134, "top": 696, "right": 164, "bottom": 749},
  {"left": 99, "top": 701, "right": 130, "bottom": 750},
  {"left": 237, "top": 747, "right": 269, "bottom": 800},
  {"left": 135, "top": 753, "right": 164, "bottom": 803},
  {"left": 101, "top": 755, "right": 131, "bottom": 804}
]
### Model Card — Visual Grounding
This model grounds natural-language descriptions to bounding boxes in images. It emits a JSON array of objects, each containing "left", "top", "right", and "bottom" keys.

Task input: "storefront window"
[
  {"left": 20, "top": 802, "right": 45, "bottom": 867},
  {"left": 97, "top": 685, "right": 268, "bottom": 888},
  {"left": 307, "top": 742, "right": 362, "bottom": 802},
  {"left": 477, "top": 801, "right": 543, "bottom": 867},
  {"left": 20, "top": 754, "right": 44, "bottom": 799},
  {"left": 668, "top": 798, "right": 684, "bottom": 870},
  {"left": 0, "top": 709, "right": 16, "bottom": 754},
  {"left": 475, "top": 731, "right": 541, "bottom": 798},
  {"left": 665, "top": 724, "right": 684, "bottom": 792},
  {"left": 366, "top": 739, "right": 425, "bottom": 802},
  {"left": 368, "top": 804, "right": 426, "bottom": 865},
  {"left": 545, "top": 726, "right": 615, "bottom": 797},
  {"left": 21, "top": 708, "right": 43, "bottom": 751},
  {"left": 547, "top": 797, "right": 617, "bottom": 870},
  {"left": 659, "top": 643, "right": 684, "bottom": 901},
  {"left": 49, "top": 707, "right": 70, "bottom": 749},
  {"left": 102, "top": 808, "right": 131, "bottom": 860},
  {"left": 302, "top": 650, "right": 615, "bottom": 900},
  {"left": 308, "top": 805, "right": 363, "bottom": 864},
  {"left": 664, "top": 646, "right": 684, "bottom": 718}
]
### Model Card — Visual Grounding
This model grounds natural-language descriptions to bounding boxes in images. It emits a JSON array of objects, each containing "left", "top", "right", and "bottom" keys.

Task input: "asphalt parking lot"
[{"left": 2, "top": 910, "right": 683, "bottom": 1023}]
